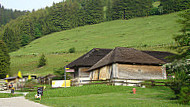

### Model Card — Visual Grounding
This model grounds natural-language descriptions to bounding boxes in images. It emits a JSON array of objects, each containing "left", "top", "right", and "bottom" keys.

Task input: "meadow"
[
  {"left": 26, "top": 85, "right": 188, "bottom": 107},
  {"left": 11, "top": 12, "right": 181, "bottom": 56},
  {"left": 10, "top": 53, "right": 84, "bottom": 76},
  {"left": 9, "top": 11, "right": 182, "bottom": 76}
]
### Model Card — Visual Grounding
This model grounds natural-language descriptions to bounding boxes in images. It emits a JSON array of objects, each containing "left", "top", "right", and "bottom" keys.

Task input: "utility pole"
[{"left": 64, "top": 66, "right": 66, "bottom": 88}]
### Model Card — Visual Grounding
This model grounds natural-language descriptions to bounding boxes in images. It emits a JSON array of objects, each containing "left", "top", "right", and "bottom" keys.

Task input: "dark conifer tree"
[
  {"left": 111, "top": 0, "right": 152, "bottom": 20},
  {"left": 2, "top": 27, "right": 20, "bottom": 52},
  {"left": 160, "top": 0, "right": 190, "bottom": 14},
  {"left": 85, "top": 0, "right": 104, "bottom": 24},
  {"left": 0, "top": 5, "right": 26, "bottom": 26},
  {"left": 0, "top": 40, "right": 10, "bottom": 79},
  {"left": 106, "top": 0, "right": 112, "bottom": 21}
]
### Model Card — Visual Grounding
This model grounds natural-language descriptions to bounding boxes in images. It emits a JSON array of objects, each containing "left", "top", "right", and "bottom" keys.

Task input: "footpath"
[{"left": 0, "top": 91, "right": 48, "bottom": 107}]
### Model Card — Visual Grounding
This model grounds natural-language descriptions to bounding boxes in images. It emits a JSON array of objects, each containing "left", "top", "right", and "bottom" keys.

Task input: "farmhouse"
[
  {"left": 66, "top": 48, "right": 112, "bottom": 82},
  {"left": 88, "top": 47, "right": 170, "bottom": 80},
  {"left": 4, "top": 76, "right": 21, "bottom": 89}
]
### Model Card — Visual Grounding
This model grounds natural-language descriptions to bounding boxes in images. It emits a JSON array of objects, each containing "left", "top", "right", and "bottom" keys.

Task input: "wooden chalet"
[
  {"left": 66, "top": 48, "right": 112, "bottom": 82},
  {"left": 4, "top": 76, "right": 21, "bottom": 89},
  {"left": 88, "top": 47, "right": 174, "bottom": 80}
]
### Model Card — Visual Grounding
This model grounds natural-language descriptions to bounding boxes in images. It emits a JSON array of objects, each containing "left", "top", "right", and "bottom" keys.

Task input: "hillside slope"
[
  {"left": 10, "top": 12, "right": 181, "bottom": 76},
  {"left": 11, "top": 12, "right": 181, "bottom": 56}
]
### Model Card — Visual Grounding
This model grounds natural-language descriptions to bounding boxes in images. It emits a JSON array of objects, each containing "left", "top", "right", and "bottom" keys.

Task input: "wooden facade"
[
  {"left": 66, "top": 48, "right": 112, "bottom": 83},
  {"left": 67, "top": 47, "right": 173, "bottom": 84},
  {"left": 90, "top": 63, "right": 166, "bottom": 80},
  {"left": 72, "top": 67, "right": 91, "bottom": 83}
]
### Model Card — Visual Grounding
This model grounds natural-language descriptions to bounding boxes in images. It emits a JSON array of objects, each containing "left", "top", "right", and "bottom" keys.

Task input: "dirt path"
[{"left": 0, "top": 96, "right": 48, "bottom": 107}]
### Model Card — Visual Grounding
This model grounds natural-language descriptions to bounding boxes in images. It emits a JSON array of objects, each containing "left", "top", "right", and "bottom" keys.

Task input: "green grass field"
[
  {"left": 10, "top": 53, "right": 84, "bottom": 76},
  {"left": 26, "top": 85, "right": 188, "bottom": 107},
  {"left": 11, "top": 12, "right": 181, "bottom": 56},
  {"left": 0, "top": 93, "right": 23, "bottom": 98},
  {"left": 9, "top": 12, "right": 182, "bottom": 76}
]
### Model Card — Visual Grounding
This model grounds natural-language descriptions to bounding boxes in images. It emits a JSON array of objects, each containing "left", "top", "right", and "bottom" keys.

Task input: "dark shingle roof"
[
  {"left": 142, "top": 51, "right": 175, "bottom": 63},
  {"left": 66, "top": 48, "right": 112, "bottom": 68},
  {"left": 4, "top": 76, "right": 18, "bottom": 80},
  {"left": 88, "top": 47, "right": 166, "bottom": 71}
]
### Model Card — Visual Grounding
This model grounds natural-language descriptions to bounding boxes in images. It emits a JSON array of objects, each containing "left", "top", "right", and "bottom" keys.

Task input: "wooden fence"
[{"left": 71, "top": 78, "right": 168, "bottom": 87}]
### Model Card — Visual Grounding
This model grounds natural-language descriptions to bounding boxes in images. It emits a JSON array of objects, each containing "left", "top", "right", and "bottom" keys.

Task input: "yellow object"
[
  {"left": 52, "top": 81, "right": 55, "bottom": 85},
  {"left": 61, "top": 80, "right": 71, "bottom": 87},
  {"left": 66, "top": 68, "right": 70, "bottom": 70},
  {"left": 5, "top": 75, "right": 9, "bottom": 83},
  {"left": 52, "top": 80, "right": 71, "bottom": 88},
  {"left": 28, "top": 75, "right": 31, "bottom": 80},
  {"left": 17, "top": 71, "right": 22, "bottom": 78}
]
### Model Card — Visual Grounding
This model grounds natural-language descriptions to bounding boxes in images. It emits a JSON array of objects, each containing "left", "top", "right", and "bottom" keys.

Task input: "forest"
[
  {"left": 0, "top": 0, "right": 189, "bottom": 52},
  {"left": 0, "top": 4, "right": 26, "bottom": 26}
]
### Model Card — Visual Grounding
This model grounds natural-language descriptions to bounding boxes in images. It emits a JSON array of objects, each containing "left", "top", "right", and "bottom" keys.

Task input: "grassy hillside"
[
  {"left": 11, "top": 12, "right": 181, "bottom": 56},
  {"left": 10, "top": 12, "right": 182, "bottom": 76}
]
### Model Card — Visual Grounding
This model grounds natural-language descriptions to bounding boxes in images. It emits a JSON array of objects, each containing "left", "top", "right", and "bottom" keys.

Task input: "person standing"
[{"left": 10, "top": 83, "right": 14, "bottom": 95}]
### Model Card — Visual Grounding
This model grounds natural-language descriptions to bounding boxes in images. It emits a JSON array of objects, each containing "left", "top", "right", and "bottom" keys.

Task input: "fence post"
[{"left": 151, "top": 80, "right": 155, "bottom": 87}]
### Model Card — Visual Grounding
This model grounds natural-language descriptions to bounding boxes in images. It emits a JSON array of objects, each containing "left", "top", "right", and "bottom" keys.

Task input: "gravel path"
[
  {"left": 0, "top": 96, "right": 48, "bottom": 107},
  {"left": 0, "top": 91, "right": 48, "bottom": 107}
]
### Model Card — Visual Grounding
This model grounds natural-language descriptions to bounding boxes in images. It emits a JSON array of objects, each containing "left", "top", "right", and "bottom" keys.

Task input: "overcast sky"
[{"left": 0, "top": 0, "right": 64, "bottom": 11}]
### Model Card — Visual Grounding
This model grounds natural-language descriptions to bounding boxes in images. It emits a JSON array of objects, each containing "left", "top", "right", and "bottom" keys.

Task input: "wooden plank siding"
[
  {"left": 79, "top": 67, "right": 90, "bottom": 78},
  {"left": 90, "top": 63, "right": 166, "bottom": 80},
  {"left": 117, "top": 64, "right": 166, "bottom": 79}
]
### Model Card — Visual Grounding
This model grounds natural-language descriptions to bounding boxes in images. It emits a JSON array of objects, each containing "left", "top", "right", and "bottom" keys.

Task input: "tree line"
[
  {"left": 0, "top": 0, "right": 189, "bottom": 52},
  {"left": 0, "top": 4, "right": 27, "bottom": 27}
]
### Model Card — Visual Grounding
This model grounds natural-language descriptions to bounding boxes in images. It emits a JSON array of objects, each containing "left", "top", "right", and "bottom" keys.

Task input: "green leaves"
[{"left": 174, "top": 10, "right": 190, "bottom": 54}]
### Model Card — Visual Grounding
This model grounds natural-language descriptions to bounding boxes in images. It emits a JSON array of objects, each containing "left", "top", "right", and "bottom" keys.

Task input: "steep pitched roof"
[
  {"left": 142, "top": 51, "right": 175, "bottom": 63},
  {"left": 66, "top": 48, "right": 112, "bottom": 68},
  {"left": 88, "top": 47, "right": 166, "bottom": 71}
]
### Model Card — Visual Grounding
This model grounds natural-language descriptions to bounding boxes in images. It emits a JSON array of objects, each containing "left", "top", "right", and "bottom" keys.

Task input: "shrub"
[
  {"left": 167, "top": 59, "right": 190, "bottom": 102},
  {"left": 178, "top": 86, "right": 190, "bottom": 104},
  {"left": 68, "top": 47, "right": 75, "bottom": 53},
  {"left": 149, "top": 7, "right": 160, "bottom": 15},
  {"left": 38, "top": 54, "right": 47, "bottom": 68}
]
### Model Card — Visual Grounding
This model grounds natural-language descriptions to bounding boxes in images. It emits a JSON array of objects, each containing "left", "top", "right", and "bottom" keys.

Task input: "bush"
[
  {"left": 178, "top": 86, "right": 190, "bottom": 104},
  {"left": 149, "top": 7, "right": 160, "bottom": 15},
  {"left": 167, "top": 59, "right": 190, "bottom": 102},
  {"left": 68, "top": 47, "right": 75, "bottom": 53},
  {"left": 38, "top": 54, "right": 47, "bottom": 68}
]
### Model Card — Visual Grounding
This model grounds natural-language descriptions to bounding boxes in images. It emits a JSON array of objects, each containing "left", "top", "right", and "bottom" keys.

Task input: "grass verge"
[
  {"left": 26, "top": 85, "right": 188, "bottom": 107},
  {"left": 0, "top": 93, "right": 23, "bottom": 98}
]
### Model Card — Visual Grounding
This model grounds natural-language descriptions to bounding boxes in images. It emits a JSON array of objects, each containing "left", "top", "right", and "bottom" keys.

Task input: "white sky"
[{"left": 0, "top": 0, "right": 64, "bottom": 11}]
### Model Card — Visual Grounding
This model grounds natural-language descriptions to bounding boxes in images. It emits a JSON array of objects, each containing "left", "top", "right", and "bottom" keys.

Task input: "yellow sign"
[
  {"left": 18, "top": 71, "right": 22, "bottom": 78},
  {"left": 28, "top": 75, "right": 32, "bottom": 80},
  {"left": 52, "top": 80, "right": 71, "bottom": 88},
  {"left": 6, "top": 75, "right": 9, "bottom": 83}
]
